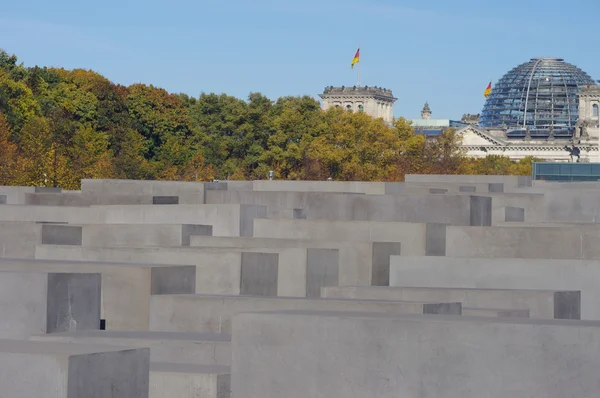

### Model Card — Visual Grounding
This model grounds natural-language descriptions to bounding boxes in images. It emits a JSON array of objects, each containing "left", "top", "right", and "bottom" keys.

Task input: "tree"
[
  {"left": 127, "top": 84, "right": 193, "bottom": 160},
  {"left": 62, "top": 126, "right": 116, "bottom": 189},
  {"left": 0, "top": 70, "right": 40, "bottom": 136},
  {"left": 0, "top": 112, "right": 18, "bottom": 184},
  {"left": 15, "top": 116, "right": 67, "bottom": 187}
]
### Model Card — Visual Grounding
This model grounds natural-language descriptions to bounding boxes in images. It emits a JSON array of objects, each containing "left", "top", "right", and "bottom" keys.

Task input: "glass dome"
[{"left": 479, "top": 57, "right": 596, "bottom": 135}]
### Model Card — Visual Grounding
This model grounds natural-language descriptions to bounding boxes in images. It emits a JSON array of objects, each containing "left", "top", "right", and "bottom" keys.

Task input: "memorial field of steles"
[{"left": 1, "top": 175, "right": 600, "bottom": 397}]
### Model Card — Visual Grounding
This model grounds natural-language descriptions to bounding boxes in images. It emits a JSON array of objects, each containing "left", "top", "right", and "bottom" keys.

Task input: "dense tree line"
[{"left": 0, "top": 49, "right": 536, "bottom": 189}]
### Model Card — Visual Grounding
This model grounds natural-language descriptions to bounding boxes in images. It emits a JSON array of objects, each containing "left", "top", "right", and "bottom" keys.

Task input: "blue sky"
[{"left": 1, "top": 0, "right": 599, "bottom": 119}]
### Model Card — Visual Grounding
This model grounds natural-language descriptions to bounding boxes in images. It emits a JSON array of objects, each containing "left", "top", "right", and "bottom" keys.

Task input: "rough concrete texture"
[
  {"left": 0, "top": 258, "right": 195, "bottom": 330},
  {"left": 190, "top": 236, "right": 405, "bottom": 287},
  {"left": 0, "top": 204, "right": 266, "bottom": 236},
  {"left": 31, "top": 330, "right": 231, "bottom": 365},
  {"left": 149, "top": 294, "right": 461, "bottom": 333},
  {"left": 321, "top": 286, "right": 580, "bottom": 319},
  {"left": 208, "top": 190, "right": 491, "bottom": 225},
  {"left": 81, "top": 179, "right": 204, "bottom": 204},
  {"left": 390, "top": 256, "right": 600, "bottom": 320},
  {"left": 7, "top": 174, "right": 600, "bottom": 395},
  {"left": 0, "top": 339, "right": 149, "bottom": 398},
  {"left": 445, "top": 225, "right": 600, "bottom": 259},
  {"left": 505, "top": 206, "right": 525, "bottom": 222},
  {"left": 232, "top": 311, "right": 600, "bottom": 398},
  {"left": 0, "top": 271, "right": 101, "bottom": 338},
  {"left": 150, "top": 363, "right": 230, "bottom": 398}
]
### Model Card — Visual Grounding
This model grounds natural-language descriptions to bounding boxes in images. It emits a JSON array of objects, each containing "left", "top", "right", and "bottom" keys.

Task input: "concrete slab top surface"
[
  {"left": 0, "top": 257, "right": 195, "bottom": 268},
  {"left": 0, "top": 339, "right": 141, "bottom": 355},
  {"left": 238, "top": 310, "right": 600, "bottom": 327},
  {"left": 160, "top": 294, "right": 461, "bottom": 305},
  {"left": 36, "top": 330, "right": 231, "bottom": 342},
  {"left": 150, "top": 362, "right": 230, "bottom": 374},
  {"left": 348, "top": 285, "right": 578, "bottom": 293}
]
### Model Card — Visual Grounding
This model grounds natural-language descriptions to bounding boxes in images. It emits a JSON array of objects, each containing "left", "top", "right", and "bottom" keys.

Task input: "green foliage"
[{"left": 0, "top": 47, "right": 541, "bottom": 188}]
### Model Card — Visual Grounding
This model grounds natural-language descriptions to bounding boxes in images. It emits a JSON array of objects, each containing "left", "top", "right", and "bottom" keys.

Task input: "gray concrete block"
[
  {"left": 0, "top": 258, "right": 195, "bottom": 330},
  {"left": 81, "top": 179, "right": 204, "bottom": 204},
  {"left": 488, "top": 183, "right": 504, "bottom": 192},
  {"left": 0, "top": 271, "right": 101, "bottom": 338},
  {"left": 47, "top": 273, "right": 102, "bottom": 333},
  {"left": 293, "top": 208, "right": 306, "bottom": 219},
  {"left": 425, "top": 223, "right": 446, "bottom": 256},
  {"left": 459, "top": 185, "right": 477, "bottom": 192},
  {"left": 0, "top": 339, "right": 149, "bottom": 398},
  {"left": 31, "top": 330, "right": 231, "bottom": 366},
  {"left": 518, "top": 175, "right": 533, "bottom": 187},
  {"left": 150, "top": 265, "right": 197, "bottom": 295},
  {"left": 306, "top": 249, "right": 339, "bottom": 297},
  {"left": 462, "top": 307, "right": 530, "bottom": 318},
  {"left": 505, "top": 206, "right": 525, "bottom": 222},
  {"left": 152, "top": 195, "right": 179, "bottom": 204},
  {"left": 469, "top": 195, "right": 492, "bottom": 226},
  {"left": 181, "top": 224, "right": 213, "bottom": 246},
  {"left": 0, "top": 222, "right": 41, "bottom": 258},
  {"left": 232, "top": 311, "right": 600, "bottom": 398},
  {"left": 389, "top": 256, "right": 600, "bottom": 320},
  {"left": 188, "top": 236, "right": 404, "bottom": 289},
  {"left": 322, "top": 286, "right": 580, "bottom": 319},
  {"left": 0, "top": 195, "right": 6, "bottom": 204},
  {"left": 239, "top": 204, "right": 267, "bottom": 237},
  {"left": 240, "top": 253, "right": 278, "bottom": 296},
  {"left": 35, "top": 186, "right": 61, "bottom": 193},
  {"left": 445, "top": 225, "right": 600, "bottom": 259},
  {"left": 41, "top": 224, "right": 82, "bottom": 246},
  {"left": 370, "top": 243, "right": 401, "bottom": 286},
  {"left": 150, "top": 363, "right": 230, "bottom": 398},
  {"left": 35, "top": 245, "right": 246, "bottom": 296},
  {"left": 428, "top": 188, "right": 447, "bottom": 194},
  {"left": 150, "top": 294, "right": 462, "bottom": 333}
]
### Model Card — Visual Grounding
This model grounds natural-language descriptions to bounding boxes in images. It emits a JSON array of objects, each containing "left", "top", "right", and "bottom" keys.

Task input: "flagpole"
[{"left": 358, "top": 45, "right": 361, "bottom": 87}]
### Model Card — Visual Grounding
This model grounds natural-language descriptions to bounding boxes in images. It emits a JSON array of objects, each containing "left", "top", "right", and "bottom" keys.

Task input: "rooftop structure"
[
  {"left": 480, "top": 57, "right": 596, "bottom": 135},
  {"left": 319, "top": 85, "right": 397, "bottom": 124}
]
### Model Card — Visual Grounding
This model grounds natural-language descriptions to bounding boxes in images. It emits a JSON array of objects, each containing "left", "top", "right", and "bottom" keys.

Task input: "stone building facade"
[
  {"left": 456, "top": 85, "right": 600, "bottom": 162},
  {"left": 319, "top": 86, "right": 397, "bottom": 124}
]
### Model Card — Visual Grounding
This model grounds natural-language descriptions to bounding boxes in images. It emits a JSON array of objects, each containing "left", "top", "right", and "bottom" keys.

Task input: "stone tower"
[
  {"left": 576, "top": 85, "right": 600, "bottom": 142},
  {"left": 421, "top": 102, "right": 432, "bottom": 120},
  {"left": 319, "top": 86, "right": 397, "bottom": 124}
]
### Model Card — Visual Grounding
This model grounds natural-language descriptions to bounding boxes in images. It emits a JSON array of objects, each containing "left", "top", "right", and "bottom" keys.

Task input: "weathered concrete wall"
[
  {"left": 390, "top": 256, "right": 600, "bottom": 320},
  {"left": 445, "top": 225, "right": 600, "bottom": 259},
  {"left": 150, "top": 363, "right": 230, "bottom": 398},
  {"left": 150, "top": 294, "right": 461, "bottom": 333},
  {"left": 0, "top": 204, "right": 265, "bottom": 236},
  {"left": 253, "top": 219, "right": 429, "bottom": 253},
  {"left": 0, "top": 258, "right": 195, "bottom": 330},
  {"left": 251, "top": 180, "right": 386, "bottom": 195},
  {"left": 404, "top": 174, "right": 532, "bottom": 188},
  {"left": 0, "top": 340, "right": 149, "bottom": 398},
  {"left": 209, "top": 191, "right": 491, "bottom": 225},
  {"left": 0, "top": 186, "right": 35, "bottom": 204},
  {"left": 231, "top": 311, "right": 600, "bottom": 398},
  {"left": 0, "top": 271, "right": 101, "bottom": 338},
  {"left": 190, "top": 236, "right": 405, "bottom": 287},
  {"left": 30, "top": 330, "right": 231, "bottom": 366},
  {"left": 322, "top": 286, "right": 580, "bottom": 319},
  {"left": 81, "top": 179, "right": 205, "bottom": 204},
  {"left": 35, "top": 244, "right": 371, "bottom": 296},
  {"left": 0, "top": 222, "right": 41, "bottom": 258}
]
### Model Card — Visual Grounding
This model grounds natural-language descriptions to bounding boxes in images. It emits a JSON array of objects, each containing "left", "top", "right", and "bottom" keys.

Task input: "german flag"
[
  {"left": 351, "top": 48, "right": 360, "bottom": 69},
  {"left": 484, "top": 81, "right": 492, "bottom": 98}
]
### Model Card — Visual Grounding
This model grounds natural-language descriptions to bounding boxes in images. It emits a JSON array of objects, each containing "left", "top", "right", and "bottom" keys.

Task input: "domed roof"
[{"left": 479, "top": 57, "right": 596, "bottom": 130}]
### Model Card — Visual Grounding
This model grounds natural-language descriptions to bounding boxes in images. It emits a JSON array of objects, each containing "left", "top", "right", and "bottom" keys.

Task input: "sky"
[{"left": 1, "top": 0, "right": 600, "bottom": 120}]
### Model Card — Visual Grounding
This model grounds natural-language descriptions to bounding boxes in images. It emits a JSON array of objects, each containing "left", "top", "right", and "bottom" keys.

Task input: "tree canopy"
[{"left": 0, "top": 48, "right": 538, "bottom": 189}]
